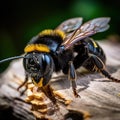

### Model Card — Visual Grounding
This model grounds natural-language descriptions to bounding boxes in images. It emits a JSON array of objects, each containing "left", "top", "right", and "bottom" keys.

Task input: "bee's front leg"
[{"left": 17, "top": 74, "right": 29, "bottom": 95}]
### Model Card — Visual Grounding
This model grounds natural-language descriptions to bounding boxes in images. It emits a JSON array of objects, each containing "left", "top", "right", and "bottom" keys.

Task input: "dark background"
[{"left": 0, "top": 0, "right": 120, "bottom": 72}]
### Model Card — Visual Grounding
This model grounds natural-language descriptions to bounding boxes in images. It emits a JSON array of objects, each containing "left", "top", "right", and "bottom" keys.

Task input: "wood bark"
[{"left": 0, "top": 41, "right": 120, "bottom": 120}]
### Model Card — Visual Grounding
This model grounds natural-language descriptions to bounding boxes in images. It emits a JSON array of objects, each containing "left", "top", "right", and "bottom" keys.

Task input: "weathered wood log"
[{"left": 0, "top": 40, "right": 120, "bottom": 120}]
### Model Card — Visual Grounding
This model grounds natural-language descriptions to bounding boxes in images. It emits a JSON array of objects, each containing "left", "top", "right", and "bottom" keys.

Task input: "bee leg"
[
  {"left": 17, "top": 74, "right": 29, "bottom": 95},
  {"left": 68, "top": 61, "right": 80, "bottom": 97},
  {"left": 90, "top": 55, "right": 120, "bottom": 82},
  {"left": 41, "top": 85, "right": 57, "bottom": 104},
  {"left": 42, "top": 85, "right": 72, "bottom": 107},
  {"left": 41, "top": 85, "right": 59, "bottom": 111}
]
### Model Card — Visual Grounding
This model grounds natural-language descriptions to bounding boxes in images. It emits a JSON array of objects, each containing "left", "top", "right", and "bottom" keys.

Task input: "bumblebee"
[{"left": 0, "top": 17, "right": 120, "bottom": 97}]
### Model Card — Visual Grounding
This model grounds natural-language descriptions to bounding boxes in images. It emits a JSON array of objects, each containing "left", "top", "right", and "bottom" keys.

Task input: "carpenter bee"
[{"left": 0, "top": 17, "right": 120, "bottom": 97}]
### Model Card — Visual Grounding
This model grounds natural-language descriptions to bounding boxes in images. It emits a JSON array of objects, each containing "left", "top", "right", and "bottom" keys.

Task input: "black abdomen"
[{"left": 85, "top": 38, "right": 106, "bottom": 63}]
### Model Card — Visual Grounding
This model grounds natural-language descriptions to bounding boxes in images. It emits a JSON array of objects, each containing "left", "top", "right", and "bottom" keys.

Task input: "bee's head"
[{"left": 23, "top": 52, "right": 54, "bottom": 87}]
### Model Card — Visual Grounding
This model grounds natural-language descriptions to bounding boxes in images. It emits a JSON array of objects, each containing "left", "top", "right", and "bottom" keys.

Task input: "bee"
[{"left": 0, "top": 17, "right": 120, "bottom": 97}]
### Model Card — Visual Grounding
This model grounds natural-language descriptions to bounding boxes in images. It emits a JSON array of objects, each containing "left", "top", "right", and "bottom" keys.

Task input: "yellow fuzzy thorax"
[
  {"left": 24, "top": 29, "right": 65, "bottom": 53},
  {"left": 24, "top": 44, "right": 50, "bottom": 53},
  {"left": 39, "top": 29, "right": 66, "bottom": 40}
]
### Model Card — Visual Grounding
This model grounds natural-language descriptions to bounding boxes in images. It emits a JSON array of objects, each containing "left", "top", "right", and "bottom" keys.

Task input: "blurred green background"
[{"left": 0, "top": 0, "right": 120, "bottom": 72}]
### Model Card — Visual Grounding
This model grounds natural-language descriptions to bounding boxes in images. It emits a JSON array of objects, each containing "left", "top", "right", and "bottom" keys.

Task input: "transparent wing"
[
  {"left": 61, "top": 17, "right": 110, "bottom": 49},
  {"left": 56, "top": 17, "right": 83, "bottom": 34}
]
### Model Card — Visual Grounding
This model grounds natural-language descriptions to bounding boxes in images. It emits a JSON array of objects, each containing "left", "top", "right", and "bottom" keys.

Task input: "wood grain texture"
[{"left": 0, "top": 40, "right": 120, "bottom": 120}]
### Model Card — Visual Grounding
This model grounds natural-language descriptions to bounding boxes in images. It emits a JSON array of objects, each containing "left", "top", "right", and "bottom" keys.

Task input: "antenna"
[{"left": 0, "top": 56, "right": 26, "bottom": 64}]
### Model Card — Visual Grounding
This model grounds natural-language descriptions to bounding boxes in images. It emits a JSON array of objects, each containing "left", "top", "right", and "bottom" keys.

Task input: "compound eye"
[{"left": 43, "top": 54, "right": 54, "bottom": 75}]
